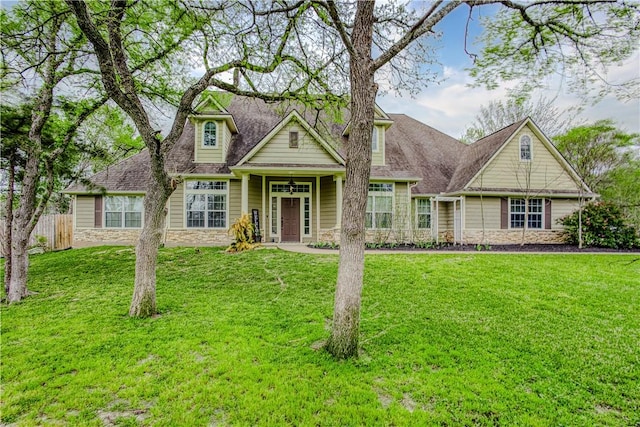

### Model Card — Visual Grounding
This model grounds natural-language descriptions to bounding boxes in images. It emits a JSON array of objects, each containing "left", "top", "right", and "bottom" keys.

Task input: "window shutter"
[
  {"left": 545, "top": 199, "right": 552, "bottom": 229},
  {"left": 94, "top": 195, "right": 102, "bottom": 228},
  {"left": 501, "top": 198, "right": 508, "bottom": 229}
]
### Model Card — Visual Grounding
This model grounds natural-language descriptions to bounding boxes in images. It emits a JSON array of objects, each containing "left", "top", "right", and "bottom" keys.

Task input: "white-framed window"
[
  {"left": 185, "top": 180, "right": 227, "bottom": 228},
  {"left": 416, "top": 198, "right": 431, "bottom": 229},
  {"left": 371, "top": 126, "right": 379, "bottom": 152},
  {"left": 366, "top": 183, "right": 393, "bottom": 229},
  {"left": 510, "top": 198, "right": 543, "bottom": 229},
  {"left": 520, "top": 135, "right": 531, "bottom": 161},
  {"left": 203, "top": 121, "right": 217, "bottom": 148},
  {"left": 105, "top": 196, "right": 143, "bottom": 228}
]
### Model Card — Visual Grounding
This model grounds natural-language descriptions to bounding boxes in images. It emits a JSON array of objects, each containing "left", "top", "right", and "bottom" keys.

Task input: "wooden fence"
[{"left": 0, "top": 214, "right": 73, "bottom": 256}]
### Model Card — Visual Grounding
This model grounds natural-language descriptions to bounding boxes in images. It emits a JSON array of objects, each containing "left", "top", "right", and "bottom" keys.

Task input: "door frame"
[{"left": 269, "top": 181, "right": 312, "bottom": 242}]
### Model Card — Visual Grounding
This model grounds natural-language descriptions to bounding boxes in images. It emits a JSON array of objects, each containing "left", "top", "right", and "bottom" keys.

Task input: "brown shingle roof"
[
  {"left": 67, "top": 95, "right": 529, "bottom": 197},
  {"left": 446, "top": 119, "right": 527, "bottom": 193},
  {"left": 384, "top": 114, "right": 466, "bottom": 193}
]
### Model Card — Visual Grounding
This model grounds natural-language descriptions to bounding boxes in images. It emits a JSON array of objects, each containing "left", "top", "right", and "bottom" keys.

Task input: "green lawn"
[{"left": 1, "top": 247, "right": 639, "bottom": 426}]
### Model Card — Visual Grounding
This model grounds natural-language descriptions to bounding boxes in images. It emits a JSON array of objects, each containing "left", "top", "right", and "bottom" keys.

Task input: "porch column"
[
  {"left": 316, "top": 176, "right": 321, "bottom": 240},
  {"left": 241, "top": 173, "right": 249, "bottom": 214},
  {"left": 261, "top": 175, "right": 266, "bottom": 242},
  {"left": 335, "top": 175, "right": 343, "bottom": 227}
]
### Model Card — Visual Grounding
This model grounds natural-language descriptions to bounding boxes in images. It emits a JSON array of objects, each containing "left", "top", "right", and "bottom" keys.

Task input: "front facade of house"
[{"left": 66, "top": 93, "right": 594, "bottom": 246}]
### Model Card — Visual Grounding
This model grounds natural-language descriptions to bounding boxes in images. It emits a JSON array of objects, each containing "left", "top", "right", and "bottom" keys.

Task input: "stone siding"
[
  {"left": 164, "top": 229, "right": 231, "bottom": 245},
  {"left": 318, "top": 228, "right": 340, "bottom": 243},
  {"left": 462, "top": 229, "right": 566, "bottom": 245},
  {"left": 74, "top": 229, "right": 141, "bottom": 246}
]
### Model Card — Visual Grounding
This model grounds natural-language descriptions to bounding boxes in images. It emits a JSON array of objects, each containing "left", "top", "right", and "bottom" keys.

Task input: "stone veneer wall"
[
  {"left": 318, "top": 228, "right": 341, "bottom": 243},
  {"left": 74, "top": 229, "right": 141, "bottom": 246},
  {"left": 74, "top": 228, "right": 233, "bottom": 247},
  {"left": 164, "top": 229, "right": 231, "bottom": 245},
  {"left": 463, "top": 229, "right": 565, "bottom": 245}
]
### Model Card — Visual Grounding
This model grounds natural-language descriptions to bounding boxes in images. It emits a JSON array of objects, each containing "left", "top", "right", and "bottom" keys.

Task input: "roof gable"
[
  {"left": 236, "top": 110, "right": 344, "bottom": 166},
  {"left": 449, "top": 118, "right": 591, "bottom": 194}
]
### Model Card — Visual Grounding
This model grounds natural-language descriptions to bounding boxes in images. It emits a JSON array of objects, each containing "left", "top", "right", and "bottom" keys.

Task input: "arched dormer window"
[
  {"left": 520, "top": 135, "right": 531, "bottom": 161},
  {"left": 203, "top": 121, "right": 217, "bottom": 147}
]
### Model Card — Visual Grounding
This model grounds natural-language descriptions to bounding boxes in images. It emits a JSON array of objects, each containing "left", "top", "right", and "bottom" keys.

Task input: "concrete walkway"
[{"left": 273, "top": 243, "right": 640, "bottom": 255}]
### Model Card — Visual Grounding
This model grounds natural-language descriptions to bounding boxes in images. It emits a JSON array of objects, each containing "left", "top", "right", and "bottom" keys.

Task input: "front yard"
[{"left": 1, "top": 247, "right": 639, "bottom": 425}]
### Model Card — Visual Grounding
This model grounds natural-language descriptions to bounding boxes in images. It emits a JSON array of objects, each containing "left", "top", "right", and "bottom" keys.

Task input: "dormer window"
[
  {"left": 203, "top": 121, "right": 217, "bottom": 147},
  {"left": 372, "top": 126, "right": 379, "bottom": 152},
  {"left": 520, "top": 135, "right": 531, "bottom": 161}
]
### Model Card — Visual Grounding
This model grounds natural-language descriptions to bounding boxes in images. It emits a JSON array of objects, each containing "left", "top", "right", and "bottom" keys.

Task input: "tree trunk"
[
  {"left": 327, "top": 1, "right": 376, "bottom": 359},
  {"left": 7, "top": 150, "right": 40, "bottom": 303},
  {"left": 129, "top": 153, "right": 172, "bottom": 317},
  {"left": 3, "top": 159, "right": 16, "bottom": 296},
  {"left": 8, "top": 227, "right": 30, "bottom": 302}
]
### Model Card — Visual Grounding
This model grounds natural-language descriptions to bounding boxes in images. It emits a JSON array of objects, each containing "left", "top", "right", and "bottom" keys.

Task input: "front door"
[{"left": 281, "top": 198, "right": 300, "bottom": 242}]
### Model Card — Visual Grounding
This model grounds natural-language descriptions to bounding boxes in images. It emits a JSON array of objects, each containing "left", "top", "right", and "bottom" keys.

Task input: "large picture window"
[
  {"left": 185, "top": 180, "right": 227, "bottom": 228},
  {"left": 203, "top": 121, "right": 217, "bottom": 147},
  {"left": 416, "top": 198, "right": 431, "bottom": 229},
  {"left": 366, "top": 183, "right": 393, "bottom": 229},
  {"left": 510, "top": 198, "right": 542, "bottom": 229},
  {"left": 105, "top": 196, "right": 143, "bottom": 228}
]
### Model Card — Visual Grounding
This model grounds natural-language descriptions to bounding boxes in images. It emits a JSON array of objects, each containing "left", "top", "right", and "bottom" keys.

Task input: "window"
[
  {"left": 303, "top": 197, "right": 311, "bottom": 235},
  {"left": 416, "top": 198, "right": 431, "bottom": 229},
  {"left": 203, "top": 121, "right": 217, "bottom": 147},
  {"left": 371, "top": 126, "right": 379, "bottom": 152},
  {"left": 520, "top": 135, "right": 531, "bottom": 161},
  {"left": 289, "top": 131, "right": 299, "bottom": 148},
  {"left": 510, "top": 198, "right": 543, "bottom": 229},
  {"left": 185, "top": 180, "right": 227, "bottom": 228},
  {"left": 105, "top": 196, "right": 143, "bottom": 228},
  {"left": 366, "top": 183, "right": 393, "bottom": 229}
]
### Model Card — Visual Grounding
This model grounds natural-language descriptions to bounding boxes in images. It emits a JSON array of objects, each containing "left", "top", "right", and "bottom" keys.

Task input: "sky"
[
  {"left": 375, "top": 4, "right": 640, "bottom": 139},
  {"left": 3, "top": 0, "right": 637, "bottom": 139}
]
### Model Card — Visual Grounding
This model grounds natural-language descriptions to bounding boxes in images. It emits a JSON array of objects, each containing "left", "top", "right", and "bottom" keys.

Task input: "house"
[{"left": 65, "top": 93, "right": 594, "bottom": 246}]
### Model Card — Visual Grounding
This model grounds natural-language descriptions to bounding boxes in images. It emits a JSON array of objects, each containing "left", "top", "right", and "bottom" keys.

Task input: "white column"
[
  {"left": 316, "top": 176, "right": 321, "bottom": 240},
  {"left": 261, "top": 175, "right": 266, "bottom": 242},
  {"left": 335, "top": 175, "right": 343, "bottom": 228},
  {"left": 241, "top": 173, "right": 249, "bottom": 214}
]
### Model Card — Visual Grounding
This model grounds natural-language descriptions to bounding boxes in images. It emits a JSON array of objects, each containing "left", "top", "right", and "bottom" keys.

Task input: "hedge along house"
[{"left": 65, "top": 93, "right": 595, "bottom": 246}]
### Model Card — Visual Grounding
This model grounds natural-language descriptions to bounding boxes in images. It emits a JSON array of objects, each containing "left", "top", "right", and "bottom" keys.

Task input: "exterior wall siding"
[
  {"left": 371, "top": 125, "right": 384, "bottom": 166},
  {"left": 464, "top": 196, "right": 501, "bottom": 230},
  {"left": 75, "top": 196, "right": 95, "bottom": 228},
  {"left": 247, "top": 174, "right": 262, "bottom": 214},
  {"left": 248, "top": 122, "right": 338, "bottom": 165},
  {"left": 194, "top": 120, "right": 225, "bottom": 163},
  {"left": 320, "top": 176, "right": 337, "bottom": 229},
  {"left": 228, "top": 179, "right": 242, "bottom": 222},
  {"left": 550, "top": 199, "right": 580, "bottom": 229},
  {"left": 469, "top": 127, "right": 579, "bottom": 191},
  {"left": 168, "top": 181, "right": 185, "bottom": 229}
]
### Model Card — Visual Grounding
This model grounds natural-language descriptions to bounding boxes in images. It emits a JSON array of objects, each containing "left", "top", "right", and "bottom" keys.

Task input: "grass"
[{"left": 1, "top": 247, "right": 639, "bottom": 426}]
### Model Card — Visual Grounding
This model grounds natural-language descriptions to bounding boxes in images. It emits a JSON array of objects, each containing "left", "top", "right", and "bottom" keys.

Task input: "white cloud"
[{"left": 378, "top": 54, "right": 640, "bottom": 138}]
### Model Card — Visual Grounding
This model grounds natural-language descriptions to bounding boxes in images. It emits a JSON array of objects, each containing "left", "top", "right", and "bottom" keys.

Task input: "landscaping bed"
[{"left": 310, "top": 242, "right": 640, "bottom": 253}]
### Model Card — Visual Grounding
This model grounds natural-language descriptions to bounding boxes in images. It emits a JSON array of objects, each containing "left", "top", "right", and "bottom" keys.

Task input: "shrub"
[
  {"left": 559, "top": 202, "right": 640, "bottom": 249},
  {"left": 227, "top": 214, "right": 259, "bottom": 253}
]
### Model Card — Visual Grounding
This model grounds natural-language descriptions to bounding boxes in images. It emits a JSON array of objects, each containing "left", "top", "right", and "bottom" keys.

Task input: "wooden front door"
[{"left": 281, "top": 198, "right": 300, "bottom": 242}]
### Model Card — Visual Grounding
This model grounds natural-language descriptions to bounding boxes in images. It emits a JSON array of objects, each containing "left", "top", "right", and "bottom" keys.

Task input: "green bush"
[{"left": 559, "top": 202, "right": 640, "bottom": 249}]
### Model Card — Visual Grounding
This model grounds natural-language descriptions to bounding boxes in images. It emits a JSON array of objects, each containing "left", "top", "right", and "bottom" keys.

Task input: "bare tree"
[
  {"left": 68, "top": 0, "right": 346, "bottom": 317},
  {"left": 314, "top": 0, "right": 639, "bottom": 358},
  {"left": 461, "top": 95, "right": 580, "bottom": 142}
]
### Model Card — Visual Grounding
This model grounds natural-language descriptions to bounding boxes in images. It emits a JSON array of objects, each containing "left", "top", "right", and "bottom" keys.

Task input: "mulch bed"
[{"left": 311, "top": 243, "right": 640, "bottom": 253}]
